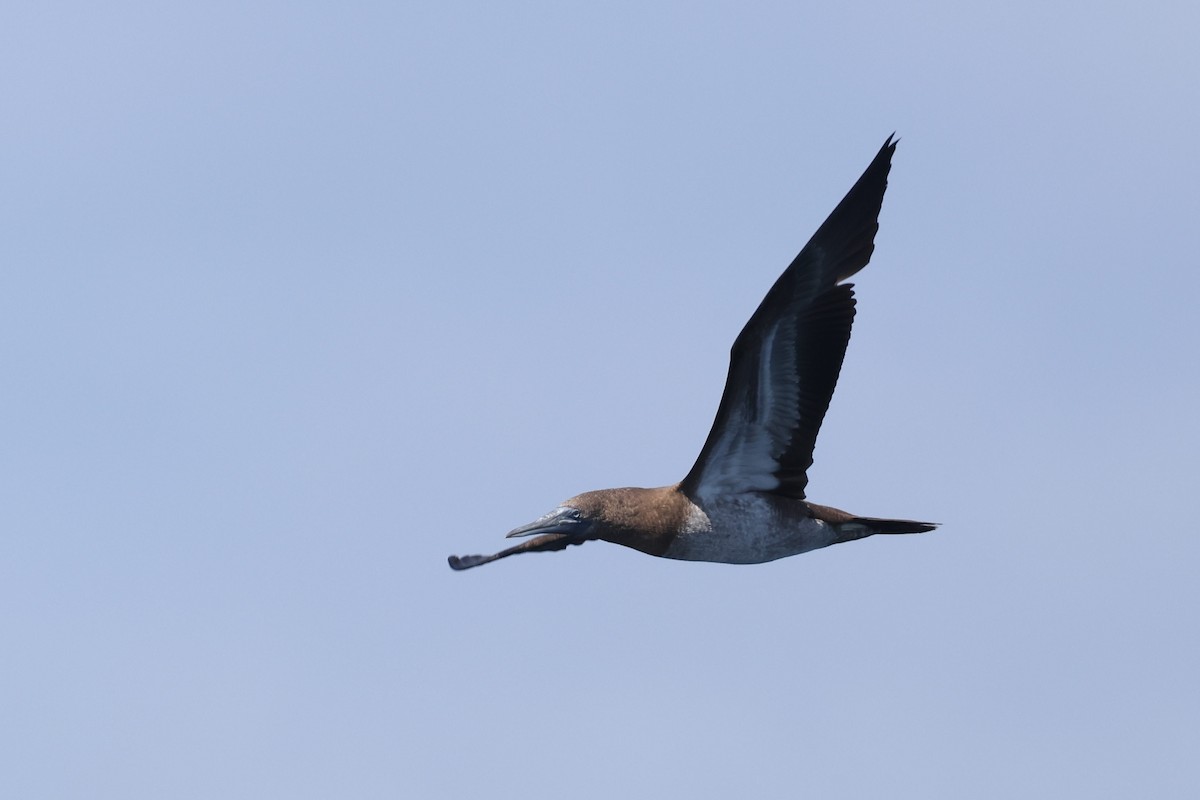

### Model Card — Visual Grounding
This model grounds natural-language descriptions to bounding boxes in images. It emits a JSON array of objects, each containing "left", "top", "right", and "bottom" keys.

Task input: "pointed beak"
[{"left": 505, "top": 506, "right": 592, "bottom": 539}]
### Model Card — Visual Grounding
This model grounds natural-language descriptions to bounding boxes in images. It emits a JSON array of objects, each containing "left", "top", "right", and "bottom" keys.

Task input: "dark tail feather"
[{"left": 856, "top": 516, "right": 938, "bottom": 535}]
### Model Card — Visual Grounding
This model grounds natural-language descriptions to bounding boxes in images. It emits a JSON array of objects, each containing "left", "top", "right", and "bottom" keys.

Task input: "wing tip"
[{"left": 448, "top": 554, "right": 488, "bottom": 571}]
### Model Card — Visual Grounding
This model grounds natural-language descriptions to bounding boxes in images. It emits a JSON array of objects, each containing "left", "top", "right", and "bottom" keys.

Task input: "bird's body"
[
  {"left": 662, "top": 491, "right": 836, "bottom": 564},
  {"left": 448, "top": 136, "right": 936, "bottom": 571}
]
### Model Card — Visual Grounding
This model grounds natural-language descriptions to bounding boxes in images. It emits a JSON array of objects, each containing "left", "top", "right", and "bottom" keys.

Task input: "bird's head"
[
  {"left": 504, "top": 498, "right": 598, "bottom": 541},
  {"left": 506, "top": 488, "right": 679, "bottom": 556}
]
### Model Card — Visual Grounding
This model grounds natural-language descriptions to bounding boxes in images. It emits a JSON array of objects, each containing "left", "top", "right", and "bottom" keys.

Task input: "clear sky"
[{"left": 3, "top": 2, "right": 1198, "bottom": 798}]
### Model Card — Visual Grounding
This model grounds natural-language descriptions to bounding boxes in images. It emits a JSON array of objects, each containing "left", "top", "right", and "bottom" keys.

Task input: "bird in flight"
[{"left": 449, "top": 136, "right": 935, "bottom": 571}]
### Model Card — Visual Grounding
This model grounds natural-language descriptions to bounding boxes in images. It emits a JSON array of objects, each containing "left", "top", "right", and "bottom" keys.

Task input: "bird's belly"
[{"left": 661, "top": 495, "right": 837, "bottom": 564}]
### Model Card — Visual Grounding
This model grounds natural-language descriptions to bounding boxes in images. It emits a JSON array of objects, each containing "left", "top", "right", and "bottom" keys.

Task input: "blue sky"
[{"left": 3, "top": 2, "right": 1198, "bottom": 797}]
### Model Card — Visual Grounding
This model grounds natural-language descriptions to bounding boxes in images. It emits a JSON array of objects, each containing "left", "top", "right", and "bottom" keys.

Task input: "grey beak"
[{"left": 505, "top": 506, "right": 590, "bottom": 539}]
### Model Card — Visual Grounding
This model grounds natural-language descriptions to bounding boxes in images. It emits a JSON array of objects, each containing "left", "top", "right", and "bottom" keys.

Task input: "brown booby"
[{"left": 448, "top": 136, "right": 936, "bottom": 571}]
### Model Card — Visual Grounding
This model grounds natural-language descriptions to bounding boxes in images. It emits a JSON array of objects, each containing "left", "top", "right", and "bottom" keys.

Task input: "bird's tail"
[{"left": 855, "top": 516, "right": 938, "bottom": 535}]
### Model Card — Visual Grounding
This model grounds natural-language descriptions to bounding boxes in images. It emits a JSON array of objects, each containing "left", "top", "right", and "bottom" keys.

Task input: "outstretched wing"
[
  {"left": 679, "top": 136, "right": 896, "bottom": 502},
  {"left": 447, "top": 533, "right": 590, "bottom": 571}
]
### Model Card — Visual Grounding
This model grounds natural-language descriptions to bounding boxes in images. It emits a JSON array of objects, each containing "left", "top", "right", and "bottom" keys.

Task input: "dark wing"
[
  {"left": 448, "top": 533, "right": 589, "bottom": 571},
  {"left": 679, "top": 136, "right": 896, "bottom": 502}
]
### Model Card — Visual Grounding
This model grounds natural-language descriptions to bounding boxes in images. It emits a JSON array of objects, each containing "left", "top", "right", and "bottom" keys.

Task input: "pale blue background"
[{"left": 3, "top": 2, "right": 1198, "bottom": 798}]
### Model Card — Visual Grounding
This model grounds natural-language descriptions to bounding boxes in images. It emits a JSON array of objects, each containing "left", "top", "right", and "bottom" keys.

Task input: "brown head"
[
  {"left": 449, "top": 485, "right": 689, "bottom": 570},
  {"left": 542, "top": 486, "right": 688, "bottom": 557}
]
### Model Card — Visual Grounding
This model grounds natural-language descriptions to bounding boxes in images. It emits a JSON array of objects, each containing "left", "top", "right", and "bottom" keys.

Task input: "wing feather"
[{"left": 679, "top": 137, "right": 896, "bottom": 501}]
